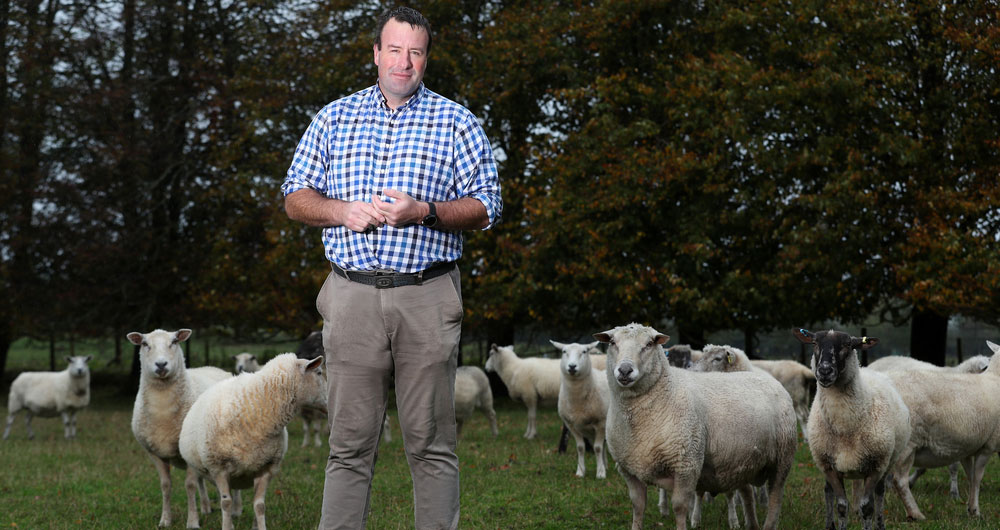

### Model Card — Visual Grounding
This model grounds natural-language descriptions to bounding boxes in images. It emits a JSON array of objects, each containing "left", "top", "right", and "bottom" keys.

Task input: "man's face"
[{"left": 374, "top": 19, "right": 429, "bottom": 109}]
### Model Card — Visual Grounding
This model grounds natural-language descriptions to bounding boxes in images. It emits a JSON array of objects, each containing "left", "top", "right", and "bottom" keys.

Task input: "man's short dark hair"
[{"left": 374, "top": 7, "right": 432, "bottom": 53}]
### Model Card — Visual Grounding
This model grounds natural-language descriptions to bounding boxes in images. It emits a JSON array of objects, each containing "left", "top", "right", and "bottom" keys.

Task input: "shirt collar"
[{"left": 372, "top": 82, "right": 426, "bottom": 112}]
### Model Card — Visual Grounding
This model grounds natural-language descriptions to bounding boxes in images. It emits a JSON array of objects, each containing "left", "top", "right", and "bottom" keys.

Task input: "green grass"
[
  {"left": 4, "top": 337, "right": 1000, "bottom": 529},
  {"left": 3, "top": 385, "right": 1000, "bottom": 529}
]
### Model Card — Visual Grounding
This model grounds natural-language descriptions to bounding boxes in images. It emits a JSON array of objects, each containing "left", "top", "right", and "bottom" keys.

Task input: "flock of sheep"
[{"left": 4, "top": 323, "right": 1000, "bottom": 529}]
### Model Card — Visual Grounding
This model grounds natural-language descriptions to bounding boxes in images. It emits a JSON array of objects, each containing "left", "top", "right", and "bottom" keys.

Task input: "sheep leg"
[
  {"left": 3, "top": 411, "right": 16, "bottom": 440},
  {"left": 313, "top": 418, "right": 324, "bottom": 447},
  {"left": 889, "top": 450, "right": 926, "bottom": 521},
  {"left": 301, "top": 418, "right": 310, "bottom": 448},
  {"left": 197, "top": 476, "right": 212, "bottom": 514},
  {"left": 251, "top": 470, "right": 275, "bottom": 530},
  {"left": 593, "top": 429, "right": 607, "bottom": 479},
  {"left": 855, "top": 474, "right": 884, "bottom": 530},
  {"left": 61, "top": 411, "right": 72, "bottom": 439},
  {"left": 485, "top": 404, "right": 499, "bottom": 437},
  {"left": 620, "top": 471, "right": 648, "bottom": 530},
  {"left": 689, "top": 491, "right": 702, "bottom": 528},
  {"left": 906, "top": 467, "right": 926, "bottom": 488},
  {"left": 566, "top": 424, "right": 587, "bottom": 477},
  {"left": 821, "top": 469, "right": 848, "bottom": 530},
  {"left": 232, "top": 490, "right": 243, "bottom": 517},
  {"left": 23, "top": 411, "right": 35, "bottom": 440},
  {"left": 148, "top": 454, "right": 173, "bottom": 527},
  {"left": 667, "top": 478, "right": 695, "bottom": 530},
  {"left": 524, "top": 399, "right": 538, "bottom": 439},
  {"left": 726, "top": 491, "right": 742, "bottom": 529},
  {"left": 214, "top": 473, "right": 235, "bottom": 530},
  {"left": 657, "top": 488, "right": 671, "bottom": 517},
  {"left": 964, "top": 453, "right": 990, "bottom": 517},
  {"left": 737, "top": 485, "right": 759, "bottom": 530},
  {"left": 183, "top": 466, "right": 201, "bottom": 528},
  {"left": 948, "top": 462, "right": 961, "bottom": 500}
]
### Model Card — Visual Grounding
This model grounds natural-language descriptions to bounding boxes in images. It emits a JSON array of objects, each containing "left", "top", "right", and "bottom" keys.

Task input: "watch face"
[{"left": 422, "top": 215, "right": 438, "bottom": 227}]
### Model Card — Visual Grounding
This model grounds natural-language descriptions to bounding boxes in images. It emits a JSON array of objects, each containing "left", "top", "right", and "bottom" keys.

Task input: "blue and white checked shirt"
[{"left": 282, "top": 83, "right": 502, "bottom": 273}]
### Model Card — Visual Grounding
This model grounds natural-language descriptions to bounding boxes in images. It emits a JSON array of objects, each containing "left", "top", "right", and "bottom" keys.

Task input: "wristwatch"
[{"left": 420, "top": 201, "right": 438, "bottom": 228}]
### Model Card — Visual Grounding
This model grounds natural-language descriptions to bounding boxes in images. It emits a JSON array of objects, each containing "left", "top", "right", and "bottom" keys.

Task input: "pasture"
[{"left": 3, "top": 383, "right": 1000, "bottom": 529}]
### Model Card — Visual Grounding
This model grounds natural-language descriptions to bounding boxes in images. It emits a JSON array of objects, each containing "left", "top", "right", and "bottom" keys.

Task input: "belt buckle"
[{"left": 373, "top": 269, "right": 395, "bottom": 289}]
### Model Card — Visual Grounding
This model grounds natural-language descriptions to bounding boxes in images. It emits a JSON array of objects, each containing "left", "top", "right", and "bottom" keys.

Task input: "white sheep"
[
  {"left": 750, "top": 359, "right": 816, "bottom": 434},
  {"left": 179, "top": 353, "right": 327, "bottom": 530},
  {"left": 4, "top": 355, "right": 92, "bottom": 440},
  {"left": 129, "top": 328, "right": 233, "bottom": 528},
  {"left": 454, "top": 365, "right": 498, "bottom": 439},
  {"left": 598, "top": 323, "right": 797, "bottom": 530},
  {"left": 868, "top": 352, "right": 990, "bottom": 499},
  {"left": 232, "top": 353, "right": 261, "bottom": 374},
  {"left": 552, "top": 339, "right": 610, "bottom": 479},
  {"left": 868, "top": 340, "right": 1000, "bottom": 520},
  {"left": 292, "top": 331, "right": 391, "bottom": 447},
  {"left": 484, "top": 343, "right": 561, "bottom": 439},
  {"left": 793, "top": 328, "right": 912, "bottom": 530}
]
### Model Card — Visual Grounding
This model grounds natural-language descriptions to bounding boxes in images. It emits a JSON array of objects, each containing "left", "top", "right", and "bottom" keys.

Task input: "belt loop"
[{"left": 415, "top": 269, "right": 425, "bottom": 285}]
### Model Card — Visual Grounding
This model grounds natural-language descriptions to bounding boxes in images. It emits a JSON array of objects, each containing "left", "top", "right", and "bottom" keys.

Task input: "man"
[{"left": 281, "top": 6, "right": 502, "bottom": 530}]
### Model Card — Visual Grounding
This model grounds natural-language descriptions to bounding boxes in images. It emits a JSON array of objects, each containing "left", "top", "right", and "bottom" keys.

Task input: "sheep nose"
[
  {"left": 617, "top": 363, "right": 634, "bottom": 379},
  {"left": 817, "top": 364, "right": 834, "bottom": 378},
  {"left": 567, "top": 364, "right": 577, "bottom": 374}
]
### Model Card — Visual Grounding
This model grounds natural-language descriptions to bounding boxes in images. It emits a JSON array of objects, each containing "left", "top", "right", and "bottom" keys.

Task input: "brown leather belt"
[{"left": 330, "top": 261, "right": 455, "bottom": 289}]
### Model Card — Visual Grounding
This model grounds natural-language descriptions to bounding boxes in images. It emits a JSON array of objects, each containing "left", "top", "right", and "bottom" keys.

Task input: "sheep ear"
[
  {"left": 231, "top": 355, "right": 238, "bottom": 361},
  {"left": 654, "top": 334, "right": 669, "bottom": 345},
  {"left": 857, "top": 336, "right": 879, "bottom": 350},
  {"left": 549, "top": 340, "right": 565, "bottom": 350},
  {"left": 793, "top": 328, "right": 815, "bottom": 344},
  {"left": 175, "top": 329, "right": 193, "bottom": 342},
  {"left": 586, "top": 341, "right": 599, "bottom": 351},
  {"left": 593, "top": 332, "right": 612, "bottom": 343},
  {"left": 987, "top": 340, "right": 1000, "bottom": 355},
  {"left": 65, "top": 356, "right": 73, "bottom": 363},
  {"left": 127, "top": 332, "right": 144, "bottom": 345},
  {"left": 305, "top": 356, "right": 323, "bottom": 372}
]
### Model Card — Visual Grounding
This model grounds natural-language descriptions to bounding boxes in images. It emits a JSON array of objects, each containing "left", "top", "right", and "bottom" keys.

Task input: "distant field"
[
  {"left": 3, "top": 381, "right": 1000, "bottom": 529},
  {"left": 3, "top": 336, "right": 1000, "bottom": 528}
]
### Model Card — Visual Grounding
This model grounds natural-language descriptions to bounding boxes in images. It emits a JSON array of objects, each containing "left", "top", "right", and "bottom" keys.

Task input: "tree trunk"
[{"left": 910, "top": 309, "right": 948, "bottom": 366}]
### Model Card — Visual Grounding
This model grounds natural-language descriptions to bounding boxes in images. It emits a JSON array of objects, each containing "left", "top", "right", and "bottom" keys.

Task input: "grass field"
[{"left": 3, "top": 338, "right": 1000, "bottom": 529}]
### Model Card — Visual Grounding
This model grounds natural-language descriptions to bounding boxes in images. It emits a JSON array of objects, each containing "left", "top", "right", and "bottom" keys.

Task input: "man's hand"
[
  {"left": 373, "top": 190, "right": 425, "bottom": 227},
  {"left": 343, "top": 200, "right": 386, "bottom": 232}
]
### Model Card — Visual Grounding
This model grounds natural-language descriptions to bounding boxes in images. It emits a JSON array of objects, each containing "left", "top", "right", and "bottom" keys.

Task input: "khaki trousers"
[{"left": 317, "top": 266, "right": 462, "bottom": 530}]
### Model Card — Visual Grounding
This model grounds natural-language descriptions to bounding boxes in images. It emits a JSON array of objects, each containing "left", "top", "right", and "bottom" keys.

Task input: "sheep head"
[
  {"left": 127, "top": 328, "right": 192, "bottom": 380},
  {"left": 794, "top": 329, "right": 877, "bottom": 388},
  {"left": 594, "top": 323, "right": 668, "bottom": 390}
]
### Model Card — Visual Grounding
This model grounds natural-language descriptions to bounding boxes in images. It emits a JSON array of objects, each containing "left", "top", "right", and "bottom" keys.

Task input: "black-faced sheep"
[{"left": 794, "top": 329, "right": 912, "bottom": 530}]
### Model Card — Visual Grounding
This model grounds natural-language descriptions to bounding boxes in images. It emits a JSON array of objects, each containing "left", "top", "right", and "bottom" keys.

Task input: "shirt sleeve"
[
  {"left": 282, "top": 106, "right": 334, "bottom": 197},
  {"left": 454, "top": 112, "right": 503, "bottom": 230}
]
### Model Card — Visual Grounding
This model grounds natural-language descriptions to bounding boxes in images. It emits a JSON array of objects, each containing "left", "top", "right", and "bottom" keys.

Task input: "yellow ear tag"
[{"left": 726, "top": 352, "right": 734, "bottom": 364}]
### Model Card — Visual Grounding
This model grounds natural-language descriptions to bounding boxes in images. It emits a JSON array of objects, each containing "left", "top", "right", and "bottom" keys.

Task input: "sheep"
[
  {"left": 866, "top": 340, "right": 1000, "bottom": 520},
  {"left": 552, "top": 341, "right": 607, "bottom": 453},
  {"left": 232, "top": 353, "right": 261, "bottom": 374},
  {"left": 179, "top": 353, "right": 327, "bottom": 530},
  {"left": 552, "top": 339, "right": 610, "bottom": 479},
  {"left": 454, "top": 365, "right": 498, "bottom": 439},
  {"left": 4, "top": 355, "right": 92, "bottom": 440},
  {"left": 684, "top": 344, "right": 771, "bottom": 528},
  {"left": 868, "top": 352, "right": 991, "bottom": 499},
  {"left": 293, "top": 330, "right": 391, "bottom": 447},
  {"left": 666, "top": 344, "right": 698, "bottom": 369},
  {"left": 598, "top": 323, "right": 797, "bottom": 530},
  {"left": 484, "top": 343, "right": 561, "bottom": 439},
  {"left": 129, "top": 328, "right": 234, "bottom": 528},
  {"left": 793, "top": 328, "right": 912, "bottom": 530},
  {"left": 750, "top": 359, "right": 816, "bottom": 434}
]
